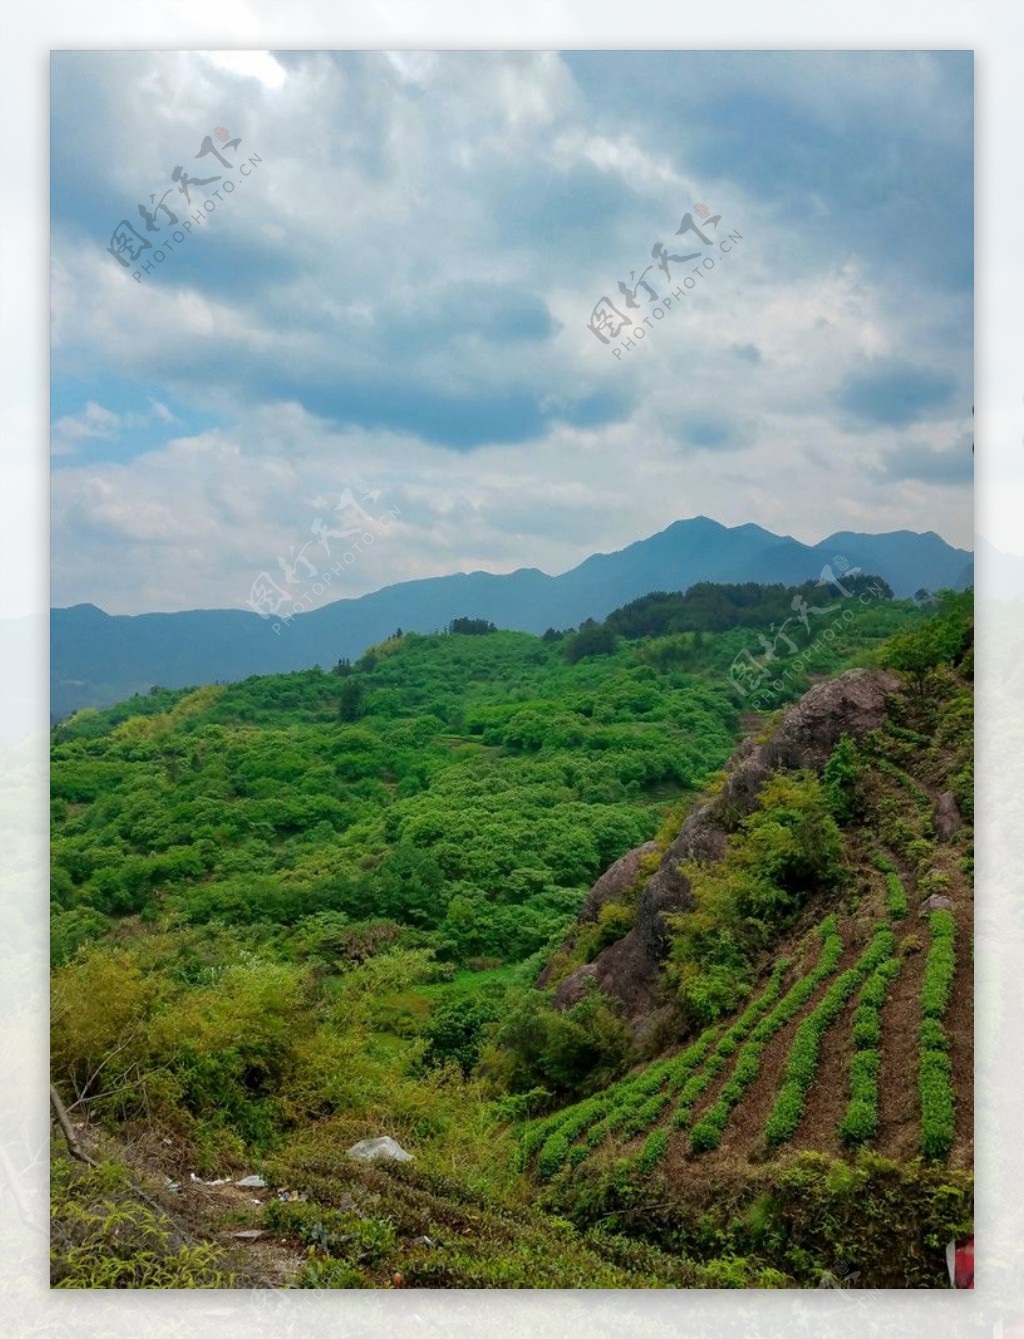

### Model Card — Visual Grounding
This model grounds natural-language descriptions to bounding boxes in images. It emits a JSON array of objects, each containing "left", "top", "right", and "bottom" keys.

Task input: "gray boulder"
[
  {"left": 933, "top": 791, "right": 964, "bottom": 841},
  {"left": 347, "top": 1136, "right": 413, "bottom": 1163},
  {"left": 919, "top": 893, "right": 955, "bottom": 916}
]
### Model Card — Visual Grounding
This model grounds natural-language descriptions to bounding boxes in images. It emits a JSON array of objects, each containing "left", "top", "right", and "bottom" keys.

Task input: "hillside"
[
  {"left": 48, "top": 585, "right": 972, "bottom": 1289},
  {"left": 50, "top": 516, "right": 972, "bottom": 717}
]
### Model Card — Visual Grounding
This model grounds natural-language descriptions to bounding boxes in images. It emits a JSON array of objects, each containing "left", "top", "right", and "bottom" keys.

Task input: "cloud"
[
  {"left": 876, "top": 439, "right": 974, "bottom": 486},
  {"left": 51, "top": 401, "right": 121, "bottom": 456},
  {"left": 48, "top": 50, "right": 973, "bottom": 613},
  {"left": 732, "top": 342, "right": 761, "bottom": 364},
  {"left": 836, "top": 360, "right": 957, "bottom": 428}
]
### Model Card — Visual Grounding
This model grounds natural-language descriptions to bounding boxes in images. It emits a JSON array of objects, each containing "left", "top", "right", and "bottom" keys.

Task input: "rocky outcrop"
[
  {"left": 933, "top": 791, "right": 963, "bottom": 841},
  {"left": 536, "top": 841, "right": 658, "bottom": 990},
  {"left": 553, "top": 857, "right": 693, "bottom": 1018},
  {"left": 760, "top": 668, "right": 899, "bottom": 771},
  {"left": 579, "top": 842, "right": 659, "bottom": 922},
  {"left": 541, "top": 668, "right": 900, "bottom": 1029}
]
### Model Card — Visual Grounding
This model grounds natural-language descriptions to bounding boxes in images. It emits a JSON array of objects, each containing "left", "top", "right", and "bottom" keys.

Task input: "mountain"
[{"left": 50, "top": 516, "right": 973, "bottom": 718}]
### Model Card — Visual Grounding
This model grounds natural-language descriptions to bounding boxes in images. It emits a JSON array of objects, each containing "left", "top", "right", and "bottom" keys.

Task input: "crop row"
[
  {"left": 837, "top": 956, "right": 902, "bottom": 1146},
  {"left": 529, "top": 955, "right": 791, "bottom": 1177},
  {"left": 920, "top": 909, "right": 956, "bottom": 1160},
  {"left": 921, "top": 909, "right": 956, "bottom": 1019},
  {"left": 873, "top": 852, "right": 908, "bottom": 920},
  {"left": 684, "top": 916, "right": 845, "bottom": 1153},
  {"left": 884, "top": 871, "right": 908, "bottom": 920},
  {"left": 764, "top": 926, "right": 897, "bottom": 1149},
  {"left": 671, "top": 957, "right": 792, "bottom": 1133}
]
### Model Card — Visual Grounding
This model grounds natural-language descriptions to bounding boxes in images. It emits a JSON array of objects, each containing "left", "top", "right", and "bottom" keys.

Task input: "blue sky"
[{"left": 51, "top": 49, "right": 973, "bottom": 613}]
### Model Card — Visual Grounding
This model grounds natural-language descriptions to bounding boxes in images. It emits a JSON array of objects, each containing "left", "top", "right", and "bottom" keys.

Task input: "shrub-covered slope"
[{"left": 48, "top": 587, "right": 971, "bottom": 1288}]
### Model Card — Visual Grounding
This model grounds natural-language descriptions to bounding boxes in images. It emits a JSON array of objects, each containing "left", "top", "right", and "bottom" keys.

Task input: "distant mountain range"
[{"left": 50, "top": 516, "right": 974, "bottom": 719}]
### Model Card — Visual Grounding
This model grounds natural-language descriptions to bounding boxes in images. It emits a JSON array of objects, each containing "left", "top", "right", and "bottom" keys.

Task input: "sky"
[{"left": 50, "top": 49, "right": 974, "bottom": 614}]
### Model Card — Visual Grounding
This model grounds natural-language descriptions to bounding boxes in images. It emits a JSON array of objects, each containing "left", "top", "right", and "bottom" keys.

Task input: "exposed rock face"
[
  {"left": 536, "top": 841, "right": 658, "bottom": 990},
  {"left": 579, "top": 842, "right": 660, "bottom": 922},
  {"left": 541, "top": 668, "right": 900, "bottom": 1029},
  {"left": 760, "top": 668, "right": 900, "bottom": 771},
  {"left": 933, "top": 791, "right": 964, "bottom": 841},
  {"left": 552, "top": 828, "right": 701, "bottom": 1020}
]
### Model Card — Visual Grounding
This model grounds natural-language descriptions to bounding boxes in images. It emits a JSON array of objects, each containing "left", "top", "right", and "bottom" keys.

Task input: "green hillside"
[{"left": 49, "top": 584, "right": 972, "bottom": 1289}]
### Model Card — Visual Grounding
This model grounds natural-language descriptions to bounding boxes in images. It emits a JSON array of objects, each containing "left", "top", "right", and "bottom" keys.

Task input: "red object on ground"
[{"left": 953, "top": 1236, "right": 974, "bottom": 1289}]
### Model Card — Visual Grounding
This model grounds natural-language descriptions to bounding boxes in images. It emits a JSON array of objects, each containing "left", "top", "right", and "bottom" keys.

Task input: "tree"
[
  {"left": 448, "top": 617, "right": 497, "bottom": 636},
  {"left": 564, "top": 626, "right": 618, "bottom": 664},
  {"left": 338, "top": 678, "right": 365, "bottom": 722}
]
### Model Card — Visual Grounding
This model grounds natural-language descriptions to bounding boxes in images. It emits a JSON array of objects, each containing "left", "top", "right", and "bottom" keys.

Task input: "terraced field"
[{"left": 522, "top": 699, "right": 974, "bottom": 1183}]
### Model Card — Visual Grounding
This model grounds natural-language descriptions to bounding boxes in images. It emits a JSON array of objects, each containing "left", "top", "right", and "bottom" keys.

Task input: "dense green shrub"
[
  {"left": 51, "top": 1157, "right": 233, "bottom": 1288},
  {"left": 884, "top": 871, "right": 908, "bottom": 919},
  {"left": 921, "top": 911, "right": 956, "bottom": 1019},
  {"left": 636, "top": 1129, "right": 669, "bottom": 1174},
  {"left": 823, "top": 735, "right": 860, "bottom": 822},
  {"left": 920, "top": 1048, "right": 956, "bottom": 1159}
]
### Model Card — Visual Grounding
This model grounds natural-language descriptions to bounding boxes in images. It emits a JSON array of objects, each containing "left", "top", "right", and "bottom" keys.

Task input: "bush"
[
  {"left": 921, "top": 911, "right": 956, "bottom": 1019},
  {"left": 51, "top": 1157, "right": 233, "bottom": 1288},
  {"left": 884, "top": 871, "right": 908, "bottom": 920},
  {"left": 920, "top": 1046, "right": 955, "bottom": 1159},
  {"left": 636, "top": 1129, "right": 669, "bottom": 1174},
  {"left": 919, "top": 910, "right": 957, "bottom": 1160},
  {"left": 823, "top": 735, "right": 860, "bottom": 822}
]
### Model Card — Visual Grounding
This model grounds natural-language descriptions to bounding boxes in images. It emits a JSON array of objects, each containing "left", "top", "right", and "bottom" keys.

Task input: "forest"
[{"left": 49, "top": 580, "right": 973, "bottom": 1289}]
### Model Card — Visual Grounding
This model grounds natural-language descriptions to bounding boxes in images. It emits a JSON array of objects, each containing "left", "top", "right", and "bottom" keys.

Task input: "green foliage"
[
  {"left": 685, "top": 922, "right": 845, "bottom": 1153},
  {"left": 920, "top": 1047, "right": 956, "bottom": 1160},
  {"left": 884, "top": 871, "right": 908, "bottom": 919},
  {"left": 765, "top": 929, "right": 896, "bottom": 1149},
  {"left": 921, "top": 910, "right": 956, "bottom": 1019},
  {"left": 549, "top": 1148, "right": 971, "bottom": 1288},
  {"left": 421, "top": 991, "right": 502, "bottom": 1074},
  {"left": 671, "top": 774, "right": 845, "bottom": 1025},
  {"left": 51, "top": 1157, "right": 233, "bottom": 1288},
  {"left": 447, "top": 617, "right": 498, "bottom": 635},
  {"left": 881, "top": 590, "right": 973, "bottom": 693},
  {"left": 636, "top": 1129, "right": 669, "bottom": 1174},
  {"left": 839, "top": 958, "right": 902, "bottom": 1146},
  {"left": 919, "top": 910, "right": 957, "bottom": 1160},
  {"left": 564, "top": 625, "right": 619, "bottom": 664},
  {"left": 482, "top": 987, "right": 630, "bottom": 1101},
  {"left": 50, "top": 906, "right": 111, "bottom": 966},
  {"left": 823, "top": 735, "right": 860, "bottom": 822}
]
